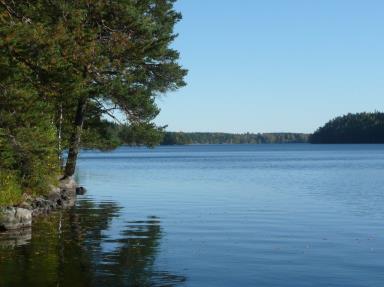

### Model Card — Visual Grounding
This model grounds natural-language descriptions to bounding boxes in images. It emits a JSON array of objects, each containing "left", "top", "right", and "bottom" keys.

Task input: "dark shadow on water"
[{"left": 0, "top": 198, "right": 186, "bottom": 287}]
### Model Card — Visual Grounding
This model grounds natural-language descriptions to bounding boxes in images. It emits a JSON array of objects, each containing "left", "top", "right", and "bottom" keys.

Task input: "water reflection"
[
  {"left": 0, "top": 228, "right": 31, "bottom": 249},
  {"left": 0, "top": 199, "right": 186, "bottom": 287}
]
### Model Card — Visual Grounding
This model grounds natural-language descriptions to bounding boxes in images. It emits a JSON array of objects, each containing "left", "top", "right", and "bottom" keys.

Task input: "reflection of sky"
[
  {"left": 77, "top": 144, "right": 384, "bottom": 217},
  {"left": 100, "top": 228, "right": 119, "bottom": 254}
]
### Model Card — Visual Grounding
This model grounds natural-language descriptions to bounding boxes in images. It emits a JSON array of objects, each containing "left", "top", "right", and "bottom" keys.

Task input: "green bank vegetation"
[{"left": 0, "top": 0, "right": 186, "bottom": 206}]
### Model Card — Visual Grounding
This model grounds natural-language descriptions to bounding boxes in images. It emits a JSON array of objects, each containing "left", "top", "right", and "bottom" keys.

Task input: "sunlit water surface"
[{"left": 1, "top": 144, "right": 384, "bottom": 286}]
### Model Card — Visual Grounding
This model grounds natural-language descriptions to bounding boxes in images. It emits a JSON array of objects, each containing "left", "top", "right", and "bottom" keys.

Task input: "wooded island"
[{"left": 310, "top": 112, "right": 384, "bottom": 144}]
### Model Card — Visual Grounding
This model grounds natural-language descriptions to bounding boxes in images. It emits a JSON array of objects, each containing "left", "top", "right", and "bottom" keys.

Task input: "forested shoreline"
[
  {"left": 160, "top": 132, "right": 309, "bottom": 145},
  {"left": 80, "top": 122, "right": 310, "bottom": 147}
]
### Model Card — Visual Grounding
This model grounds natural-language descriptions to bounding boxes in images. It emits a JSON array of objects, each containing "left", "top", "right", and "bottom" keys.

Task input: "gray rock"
[
  {"left": 60, "top": 189, "right": 76, "bottom": 207},
  {"left": 0, "top": 207, "right": 32, "bottom": 231},
  {"left": 47, "top": 188, "right": 61, "bottom": 202},
  {"left": 18, "top": 201, "right": 32, "bottom": 210},
  {"left": 59, "top": 177, "right": 77, "bottom": 191}
]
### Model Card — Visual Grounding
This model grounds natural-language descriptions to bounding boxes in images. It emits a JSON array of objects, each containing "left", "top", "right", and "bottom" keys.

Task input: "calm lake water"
[{"left": 1, "top": 144, "right": 384, "bottom": 286}]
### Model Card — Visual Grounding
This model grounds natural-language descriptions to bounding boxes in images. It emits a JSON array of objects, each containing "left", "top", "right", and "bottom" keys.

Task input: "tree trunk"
[
  {"left": 58, "top": 103, "right": 64, "bottom": 169},
  {"left": 64, "top": 98, "right": 87, "bottom": 177}
]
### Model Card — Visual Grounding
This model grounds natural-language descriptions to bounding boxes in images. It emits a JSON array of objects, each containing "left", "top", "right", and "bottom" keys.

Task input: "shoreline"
[{"left": 0, "top": 177, "right": 83, "bottom": 232}]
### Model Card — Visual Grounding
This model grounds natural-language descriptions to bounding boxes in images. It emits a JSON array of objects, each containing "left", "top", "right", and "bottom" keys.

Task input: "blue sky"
[{"left": 155, "top": 0, "right": 384, "bottom": 133}]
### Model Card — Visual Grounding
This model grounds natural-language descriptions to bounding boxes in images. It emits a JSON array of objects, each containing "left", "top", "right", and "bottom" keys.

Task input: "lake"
[{"left": 1, "top": 144, "right": 384, "bottom": 286}]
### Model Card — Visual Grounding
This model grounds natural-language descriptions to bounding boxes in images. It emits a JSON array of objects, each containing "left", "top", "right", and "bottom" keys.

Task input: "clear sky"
[{"left": 155, "top": 0, "right": 384, "bottom": 133}]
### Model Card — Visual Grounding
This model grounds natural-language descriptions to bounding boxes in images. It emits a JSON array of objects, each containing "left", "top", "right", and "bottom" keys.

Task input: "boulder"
[
  {"left": 76, "top": 186, "right": 87, "bottom": 195},
  {"left": 47, "top": 187, "right": 61, "bottom": 202},
  {"left": 59, "top": 176, "right": 77, "bottom": 191},
  {"left": 0, "top": 207, "right": 32, "bottom": 231},
  {"left": 60, "top": 189, "right": 76, "bottom": 208}
]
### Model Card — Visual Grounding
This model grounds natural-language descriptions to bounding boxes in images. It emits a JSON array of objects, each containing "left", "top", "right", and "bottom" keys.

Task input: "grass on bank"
[{"left": 0, "top": 173, "right": 23, "bottom": 207}]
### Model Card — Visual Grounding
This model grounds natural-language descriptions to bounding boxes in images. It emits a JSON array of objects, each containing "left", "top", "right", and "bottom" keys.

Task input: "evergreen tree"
[
  {"left": 1, "top": 0, "right": 186, "bottom": 176},
  {"left": 0, "top": 0, "right": 186, "bottom": 203}
]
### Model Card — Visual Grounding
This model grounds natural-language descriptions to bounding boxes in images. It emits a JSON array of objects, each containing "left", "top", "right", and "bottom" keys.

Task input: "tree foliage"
[
  {"left": 0, "top": 48, "right": 59, "bottom": 202},
  {"left": 0, "top": 0, "right": 186, "bottom": 205}
]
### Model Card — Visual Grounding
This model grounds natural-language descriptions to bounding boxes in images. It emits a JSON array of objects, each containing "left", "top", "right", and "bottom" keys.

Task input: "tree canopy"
[{"left": 0, "top": 0, "right": 186, "bottom": 205}]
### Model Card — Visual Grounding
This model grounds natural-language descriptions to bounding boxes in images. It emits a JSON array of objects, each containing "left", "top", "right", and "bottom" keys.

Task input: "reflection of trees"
[
  {"left": 0, "top": 199, "right": 186, "bottom": 287},
  {"left": 94, "top": 217, "right": 186, "bottom": 287}
]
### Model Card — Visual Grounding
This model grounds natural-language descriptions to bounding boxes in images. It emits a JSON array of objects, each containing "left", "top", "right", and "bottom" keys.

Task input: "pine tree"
[
  {"left": 1, "top": 0, "right": 186, "bottom": 178},
  {"left": 0, "top": 0, "right": 186, "bottom": 203}
]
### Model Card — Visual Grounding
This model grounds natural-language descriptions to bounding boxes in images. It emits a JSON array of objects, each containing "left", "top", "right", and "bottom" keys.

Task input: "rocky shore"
[{"left": 0, "top": 177, "right": 84, "bottom": 232}]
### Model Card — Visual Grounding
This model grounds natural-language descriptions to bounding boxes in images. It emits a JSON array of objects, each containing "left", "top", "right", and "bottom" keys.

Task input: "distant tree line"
[
  {"left": 160, "top": 132, "right": 309, "bottom": 145},
  {"left": 82, "top": 124, "right": 310, "bottom": 146},
  {"left": 310, "top": 112, "right": 384, "bottom": 144}
]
